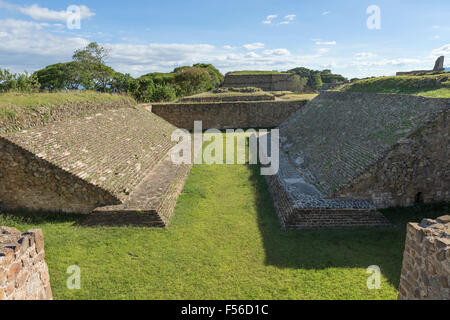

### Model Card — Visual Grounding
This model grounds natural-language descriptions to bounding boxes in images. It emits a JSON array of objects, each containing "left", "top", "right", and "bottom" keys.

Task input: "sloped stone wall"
[
  {"left": 279, "top": 92, "right": 449, "bottom": 207},
  {"left": 337, "top": 109, "right": 449, "bottom": 208},
  {"left": 398, "top": 216, "right": 450, "bottom": 300},
  {"left": 151, "top": 100, "right": 308, "bottom": 130},
  {"left": 0, "top": 107, "right": 177, "bottom": 214},
  {"left": 0, "top": 227, "right": 52, "bottom": 300}
]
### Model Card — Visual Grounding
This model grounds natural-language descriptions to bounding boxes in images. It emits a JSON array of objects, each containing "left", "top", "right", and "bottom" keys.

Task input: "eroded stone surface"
[
  {"left": 0, "top": 106, "right": 178, "bottom": 214},
  {"left": 398, "top": 217, "right": 450, "bottom": 300},
  {"left": 0, "top": 227, "right": 52, "bottom": 300}
]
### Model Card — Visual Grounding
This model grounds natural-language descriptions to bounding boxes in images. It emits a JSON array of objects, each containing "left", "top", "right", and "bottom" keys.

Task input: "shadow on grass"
[
  {"left": 248, "top": 164, "right": 449, "bottom": 288},
  {"left": 0, "top": 208, "right": 86, "bottom": 225}
]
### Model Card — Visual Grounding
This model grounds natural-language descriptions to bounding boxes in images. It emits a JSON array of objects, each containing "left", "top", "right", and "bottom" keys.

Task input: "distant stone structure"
[
  {"left": 434, "top": 56, "right": 445, "bottom": 71},
  {"left": 223, "top": 73, "right": 304, "bottom": 93},
  {"left": 396, "top": 56, "right": 445, "bottom": 76},
  {"left": 398, "top": 216, "right": 450, "bottom": 300},
  {"left": 152, "top": 100, "right": 308, "bottom": 130},
  {"left": 264, "top": 91, "right": 449, "bottom": 229},
  {"left": 0, "top": 227, "right": 52, "bottom": 300},
  {"left": 0, "top": 106, "right": 191, "bottom": 227}
]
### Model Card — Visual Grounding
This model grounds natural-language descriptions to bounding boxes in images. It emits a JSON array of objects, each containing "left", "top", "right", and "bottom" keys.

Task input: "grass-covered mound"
[
  {"left": 0, "top": 91, "right": 136, "bottom": 134},
  {"left": 337, "top": 73, "right": 450, "bottom": 98}
]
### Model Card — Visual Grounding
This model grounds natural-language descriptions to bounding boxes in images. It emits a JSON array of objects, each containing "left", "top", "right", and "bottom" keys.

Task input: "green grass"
[
  {"left": 228, "top": 71, "right": 290, "bottom": 76},
  {"left": 1, "top": 134, "right": 447, "bottom": 299},
  {"left": 337, "top": 74, "right": 450, "bottom": 98}
]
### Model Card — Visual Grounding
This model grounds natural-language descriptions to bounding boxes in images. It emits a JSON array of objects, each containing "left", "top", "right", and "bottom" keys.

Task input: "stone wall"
[
  {"left": 223, "top": 74, "right": 304, "bottom": 92},
  {"left": 0, "top": 107, "right": 177, "bottom": 214},
  {"left": 0, "top": 227, "right": 52, "bottom": 300},
  {"left": 398, "top": 216, "right": 450, "bottom": 300},
  {"left": 178, "top": 94, "right": 275, "bottom": 103},
  {"left": 279, "top": 91, "right": 449, "bottom": 208},
  {"left": 337, "top": 109, "right": 449, "bottom": 208},
  {"left": 151, "top": 100, "right": 308, "bottom": 130}
]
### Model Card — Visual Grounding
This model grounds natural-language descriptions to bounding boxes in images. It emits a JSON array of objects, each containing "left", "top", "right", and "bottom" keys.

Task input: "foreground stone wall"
[
  {"left": 0, "top": 227, "right": 52, "bottom": 300},
  {"left": 151, "top": 100, "right": 308, "bottom": 130},
  {"left": 398, "top": 216, "right": 450, "bottom": 300},
  {"left": 223, "top": 74, "right": 304, "bottom": 92}
]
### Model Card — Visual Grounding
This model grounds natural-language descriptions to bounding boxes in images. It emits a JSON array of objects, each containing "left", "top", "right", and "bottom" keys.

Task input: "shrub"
[
  {"left": 0, "top": 69, "right": 40, "bottom": 93},
  {"left": 152, "top": 84, "right": 177, "bottom": 102},
  {"left": 174, "top": 67, "right": 211, "bottom": 96}
]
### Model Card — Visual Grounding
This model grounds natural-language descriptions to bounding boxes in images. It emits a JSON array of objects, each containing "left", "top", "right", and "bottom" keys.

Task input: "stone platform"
[{"left": 262, "top": 138, "right": 391, "bottom": 229}]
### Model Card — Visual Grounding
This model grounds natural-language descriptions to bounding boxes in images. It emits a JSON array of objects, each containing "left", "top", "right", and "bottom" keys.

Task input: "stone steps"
[
  {"left": 261, "top": 134, "right": 391, "bottom": 229},
  {"left": 83, "top": 149, "right": 192, "bottom": 227}
]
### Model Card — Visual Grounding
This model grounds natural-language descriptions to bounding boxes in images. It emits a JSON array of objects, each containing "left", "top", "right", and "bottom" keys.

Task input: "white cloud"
[
  {"left": 262, "top": 14, "right": 277, "bottom": 24},
  {"left": 0, "top": 1, "right": 95, "bottom": 22},
  {"left": 285, "top": 15, "right": 296, "bottom": 21},
  {"left": 315, "top": 40, "right": 336, "bottom": 45},
  {"left": 242, "top": 42, "right": 265, "bottom": 51},
  {"left": 322, "top": 11, "right": 332, "bottom": 16},
  {"left": 263, "top": 49, "right": 291, "bottom": 56},
  {"left": 431, "top": 44, "right": 450, "bottom": 56},
  {"left": 355, "top": 52, "right": 378, "bottom": 60},
  {"left": 263, "top": 14, "right": 296, "bottom": 25}
]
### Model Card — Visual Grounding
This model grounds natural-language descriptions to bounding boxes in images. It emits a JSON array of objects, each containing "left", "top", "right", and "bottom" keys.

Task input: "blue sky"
[{"left": 0, "top": 0, "right": 449, "bottom": 78}]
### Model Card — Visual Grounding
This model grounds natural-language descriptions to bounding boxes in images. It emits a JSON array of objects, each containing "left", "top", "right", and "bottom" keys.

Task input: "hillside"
[
  {"left": 337, "top": 73, "right": 450, "bottom": 98},
  {"left": 0, "top": 91, "right": 136, "bottom": 134}
]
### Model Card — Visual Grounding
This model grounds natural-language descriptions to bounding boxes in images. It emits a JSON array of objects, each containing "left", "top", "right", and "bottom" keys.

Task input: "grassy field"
[
  {"left": 337, "top": 74, "right": 450, "bottom": 98},
  {"left": 1, "top": 156, "right": 446, "bottom": 299}
]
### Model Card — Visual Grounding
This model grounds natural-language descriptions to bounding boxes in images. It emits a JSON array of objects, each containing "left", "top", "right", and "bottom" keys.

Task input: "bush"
[
  {"left": 311, "top": 73, "right": 323, "bottom": 90},
  {"left": 0, "top": 69, "right": 40, "bottom": 93},
  {"left": 152, "top": 84, "right": 177, "bottom": 102},
  {"left": 174, "top": 67, "right": 211, "bottom": 96}
]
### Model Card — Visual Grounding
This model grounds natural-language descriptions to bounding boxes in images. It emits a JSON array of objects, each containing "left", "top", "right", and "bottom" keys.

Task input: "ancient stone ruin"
[
  {"left": 398, "top": 216, "right": 450, "bottom": 300},
  {"left": 265, "top": 91, "right": 449, "bottom": 229},
  {"left": 152, "top": 100, "right": 308, "bottom": 130},
  {"left": 0, "top": 106, "right": 191, "bottom": 227},
  {"left": 396, "top": 56, "right": 446, "bottom": 76},
  {"left": 0, "top": 227, "right": 52, "bottom": 300},
  {"left": 223, "top": 73, "right": 304, "bottom": 93}
]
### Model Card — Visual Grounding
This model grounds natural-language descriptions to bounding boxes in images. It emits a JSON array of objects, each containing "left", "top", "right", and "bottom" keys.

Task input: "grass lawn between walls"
[{"left": 0, "top": 134, "right": 448, "bottom": 300}]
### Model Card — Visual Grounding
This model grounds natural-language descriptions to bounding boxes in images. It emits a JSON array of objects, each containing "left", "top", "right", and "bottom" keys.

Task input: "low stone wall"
[
  {"left": 178, "top": 94, "right": 275, "bottom": 103},
  {"left": 151, "top": 100, "right": 308, "bottom": 130},
  {"left": 398, "top": 216, "right": 450, "bottom": 300},
  {"left": 0, "top": 227, "right": 52, "bottom": 300},
  {"left": 223, "top": 74, "right": 304, "bottom": 92}
]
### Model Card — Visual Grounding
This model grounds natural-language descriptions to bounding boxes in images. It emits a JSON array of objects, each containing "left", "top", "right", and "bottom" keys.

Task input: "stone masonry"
[
  {"left": 151, "top": 100, "right": 308, "bottom": 130},
  {"left": 0, "top": 106, "right": 191, "bottom": 227},
  {"left": 0, "top": 227, "right": 52, "bottom": 300},
  {"left": 223, "top": 73, "right": 304, "bottom": 93},
  {"left": 398, "top": 216, "right": 450, "bottom": 300},
  {"left": 265, "top": 91, "right": 449, "bottom": 229}
]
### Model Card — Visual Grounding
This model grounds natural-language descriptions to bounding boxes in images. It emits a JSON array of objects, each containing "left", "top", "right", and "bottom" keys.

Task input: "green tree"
[
  {"left": 174, "top": 66, "right": 211, "bottom": 96},
  {"left": 72, "top": 42, "right": 112, "bottom": 91},
  {"left": 152, "top": 84, "right": 176, "bottom": 102},
  {"left": 311, "top": 72, "right": 323, "bottom": 90}
]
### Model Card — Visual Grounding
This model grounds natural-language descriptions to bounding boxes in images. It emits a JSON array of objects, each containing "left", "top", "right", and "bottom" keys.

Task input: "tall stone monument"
[{"left": 433, "top": 56, "right": 445, "bottom": 71}]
